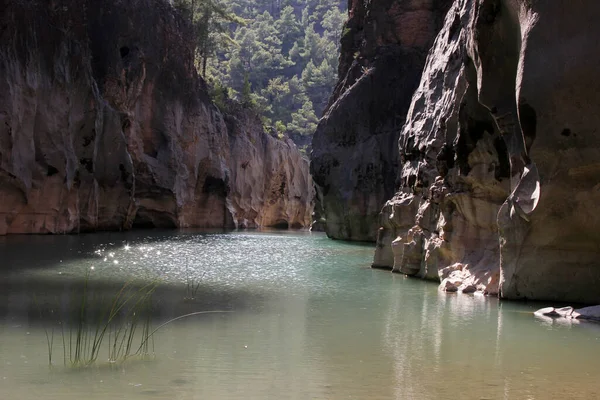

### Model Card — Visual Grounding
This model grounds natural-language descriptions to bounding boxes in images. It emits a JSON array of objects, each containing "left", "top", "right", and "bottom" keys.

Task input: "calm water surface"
[{"left": 0, "top": 230, "right": 599, "bottom": 399}]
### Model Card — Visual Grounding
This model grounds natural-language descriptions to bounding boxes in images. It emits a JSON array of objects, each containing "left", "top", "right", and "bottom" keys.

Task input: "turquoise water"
[{"left": 0, "top": 230, "right": 599, "bottom": 399}]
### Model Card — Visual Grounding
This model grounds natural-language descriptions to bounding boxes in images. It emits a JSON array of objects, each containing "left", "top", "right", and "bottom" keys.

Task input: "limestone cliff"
[
  {"left": 0, "top": 0, "right": 313, "bottom": 234},
  {"left": 311, "top": 0, "right": 452, "bottom": 241},
  {"left": 374, "top": 0, "right": 600, "bottom": 303},
  {"left": 225, "top": 106, "right": 313, "bottom": 229}
]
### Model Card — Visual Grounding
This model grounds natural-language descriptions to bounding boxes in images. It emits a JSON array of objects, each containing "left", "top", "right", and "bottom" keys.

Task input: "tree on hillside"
[
  {"left": 276, "top": 6, "right": 302, "bottom": 54},
  {"left": 302, "top": 59, "right": 336, "bottom": 115},
  {"left": 322, "top": 7, "right": 345, "bottom": 45},
  {"left": 193, "top": 0, "right": 347, "bottom": 146},
  {"left": 226, "top": 11, "right": 292, "bottom": 91},
  {"left": 173, "top": 0, "right": 244, "bottom": 77},
  {"left": 288, "top": 99, "right": 319, "bottom": 137}
]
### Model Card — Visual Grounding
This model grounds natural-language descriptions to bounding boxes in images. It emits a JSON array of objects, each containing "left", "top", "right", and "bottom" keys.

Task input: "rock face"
[
  {"left": 226, "top": 108, "right": 313, "bottom": 229},
  {"left": 0, "top": 0, "right": 313, "bottom": 235},
  {"left": 373, "top": 0, "right": 600, "bottom": 303},
  {"left": 310, "top": 0, "right": 453, "bottom": 241}
]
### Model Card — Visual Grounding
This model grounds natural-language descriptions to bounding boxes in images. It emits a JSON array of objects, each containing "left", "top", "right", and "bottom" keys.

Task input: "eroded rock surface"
[
  {"left": 374, "top": 0, "right": 600, "bottom": 303},
  {"left": 226, "top": 108, "right": 313, "bottom": 229},
  {"left": 0, "top": 0, "right": 313, "bottom": 234},
  {"left": 310, "top": 0, "right": 452, "bottom": 241}
]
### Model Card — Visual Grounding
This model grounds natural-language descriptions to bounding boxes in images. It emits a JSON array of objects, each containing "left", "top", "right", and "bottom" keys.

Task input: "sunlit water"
[{"left": 1, "top": 230, "right": 599, "bottom": 399}]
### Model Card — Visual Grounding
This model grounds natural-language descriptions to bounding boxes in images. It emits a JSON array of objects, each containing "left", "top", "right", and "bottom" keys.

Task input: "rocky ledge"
[
  {"left": 0, "top": 0, "right": 313, "bottom": 234},
  {"left": 373, "top": 0, "right": 600, "bottom": 303}
]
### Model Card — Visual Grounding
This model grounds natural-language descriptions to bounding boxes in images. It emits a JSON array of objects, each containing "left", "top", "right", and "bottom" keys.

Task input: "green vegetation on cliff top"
[{"left": 173, "top": 0, "right": 347, "bottom": 149}]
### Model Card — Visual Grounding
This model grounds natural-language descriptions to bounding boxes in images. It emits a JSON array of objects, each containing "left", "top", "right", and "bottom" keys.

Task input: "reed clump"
[
  {"left": 38, "top": 275, "right": 159, "bottom": 368},
  {"left": 184, "top": 257, "right": 206, "bottom": 301},
  {"left": 38, "top": 272, "right": 232, "bottom": 368},
  {"left": 185, "top": 271, "right": 206, "bottom": 301}
]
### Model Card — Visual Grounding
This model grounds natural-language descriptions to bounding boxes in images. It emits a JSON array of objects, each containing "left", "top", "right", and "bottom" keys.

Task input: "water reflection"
[
  {"left": 382, "top": 278, "right": 600, "bottom": 400},
  {"left": 0, "top": 231, "right": 599, "bottom": 399}
]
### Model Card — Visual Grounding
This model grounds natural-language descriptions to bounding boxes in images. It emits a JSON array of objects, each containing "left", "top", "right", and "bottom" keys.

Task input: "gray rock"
[
  {"left": 372, "top": 0, "right": 600, "bottom": 303},
  {"left": 574, "top": 306, "right": 600, "bottom": 322},
  {"left": 310, "top": 0, "right": 453, "bottom": 242},
  {"left": 534, "top": 305, "right": 600, "bottom": 323},
  {"left": 534, "top": 307, "right": 560, "bottom": 317},
  {"left": 555, "top": 307, "right": 575, "bottom": 318}
]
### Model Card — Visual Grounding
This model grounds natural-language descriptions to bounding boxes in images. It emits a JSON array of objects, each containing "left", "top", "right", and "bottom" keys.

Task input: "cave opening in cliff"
[
  {"left": 132, "top": 209, "right": 177, "bottom": 229},
  {"left": 270, "top": 221, "right": 290, "bottom": 229},
  {"left": 46, "top": 165, "right": 59, "bottom": 177},
  {"left": 202, "top": 176, "right": 228, "bottom": 197},
  {"left": 120, "top": 46, "right": 130, "bottom": 58}
]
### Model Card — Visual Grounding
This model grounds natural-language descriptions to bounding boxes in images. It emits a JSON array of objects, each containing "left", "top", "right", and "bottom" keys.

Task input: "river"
[{"left": 0, "top": 230, "right": 599, "bottom": 399}]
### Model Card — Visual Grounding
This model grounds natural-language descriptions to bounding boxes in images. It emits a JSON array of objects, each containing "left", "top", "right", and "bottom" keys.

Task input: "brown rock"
[
  {"left": 0, "top": 0, "right": 313, "bottom": 235},
  {"left": 440, "top": 279, "right": 458, "bottom": 293},
  {"left": 459, "top": 284, "right": 477, "bottom": 294},
  {"left": 226, "top": 110, "right": 314, "bottom": 229}
]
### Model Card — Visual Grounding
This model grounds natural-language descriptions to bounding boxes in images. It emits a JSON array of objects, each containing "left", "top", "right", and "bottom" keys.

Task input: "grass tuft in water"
[
  {"left": 37, "top": 273, "right": 159, "bottom": 368},
  {"left": 37, "top": 272, "right": 232, "bottom": 368},
  {"left": 34, "top": 295, "right": 55, "bottom": 367},
  {"left": 184, "top": 259, "right": 206, "bottom": 301}
]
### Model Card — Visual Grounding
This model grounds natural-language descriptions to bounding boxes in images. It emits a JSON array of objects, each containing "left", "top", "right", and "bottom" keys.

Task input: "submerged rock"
[
  {"left": 534, "top": 307, "right": 575, "bottom": 319},
  {"left": 574, "top": 306, "right": 600, "bottom": 322},
  {"left": 535, "top": 306, "right": 600, "bottom": 322},
  {"left": 0, "top": 0, "right": 313, "bottom": 234},
  {"left": 534, "top": 307, "right": 559, "bottom": 318},
  {"left": 372, "top": 0, "right": 600, "bottom": 303}
]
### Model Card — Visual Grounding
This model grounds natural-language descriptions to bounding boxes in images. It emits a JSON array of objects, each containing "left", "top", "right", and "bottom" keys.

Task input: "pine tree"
[
  {"left": 199, "top": 0, "right": 347, "bottom": 144},
  {"left": 174, "top": 0, "right": 244, "bottom": 77},
  {"left": 288, "top": 99, "right": 319, "bottom": 137}
]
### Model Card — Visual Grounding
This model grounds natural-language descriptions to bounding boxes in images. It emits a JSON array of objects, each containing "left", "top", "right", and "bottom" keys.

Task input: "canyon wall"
[
  {"left": 0, "top": 0, "right": 313, "bottom": 235},
  {"left": 311, "top": 0, "right": 452, "bottom": 241},
  {"left": 373, "top": 0, "right": 600, "bottom": 303}
]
